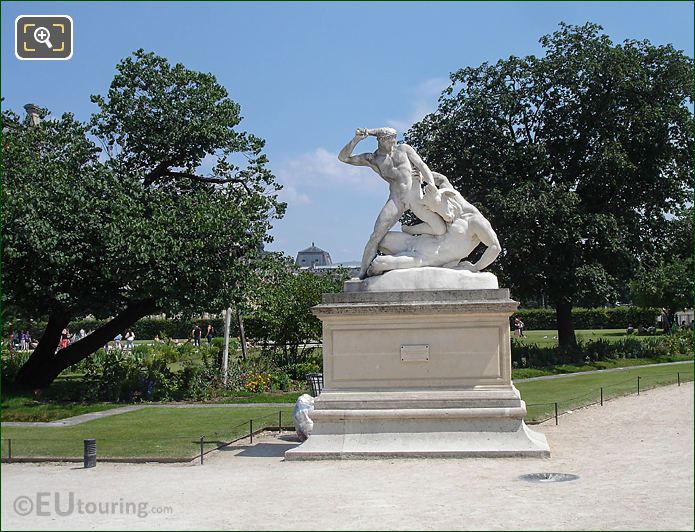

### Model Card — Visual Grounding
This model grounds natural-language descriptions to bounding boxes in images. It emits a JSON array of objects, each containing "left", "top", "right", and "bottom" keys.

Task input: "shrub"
[
  {"left": 511, "top": 330, "right": 693, "bottom": 368},
  {"left": 175, "top": 365, "right": 217, "bottom": 401},
  {"left": 582, "top": 339, "right": 618, "bottom": 361},
  {"left": 1, "top": 352, "right": 31, "bottom": 385},
  {"left": 270, "top": 371, "right": 291, "bottom": 391},
  {"left": 283, "top": 361, "right": 322, "bottom": 381},
  {"left": 81, "top": 349, "right": 178, "bottom": 402},
  {"left": 660, "top": 330, "right": 694, "bottom": 356},
  {"left": 153, "top": 342, "right": 182, "bottom": 363}
]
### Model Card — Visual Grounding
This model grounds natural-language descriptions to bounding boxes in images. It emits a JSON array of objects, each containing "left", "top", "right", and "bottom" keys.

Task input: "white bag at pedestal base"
[{"left": 293, "top": 394, "right": 315, "bottom": 441}]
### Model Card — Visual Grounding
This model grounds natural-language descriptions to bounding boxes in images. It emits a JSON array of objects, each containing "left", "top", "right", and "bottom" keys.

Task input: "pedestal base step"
[{"left": 285, "top": 424, "right": 549, "bottom": 461}]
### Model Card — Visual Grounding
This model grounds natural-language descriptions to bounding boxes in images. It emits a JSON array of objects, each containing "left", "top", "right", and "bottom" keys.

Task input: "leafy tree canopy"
[
  {"left": 2, "top": 50, "right": 285, "bottom": 387},
  {"left": 406, "top": 22, "right": 693, "bottom": 346}
]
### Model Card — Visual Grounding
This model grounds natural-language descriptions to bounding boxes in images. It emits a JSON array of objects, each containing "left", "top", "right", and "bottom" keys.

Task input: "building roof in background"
[{"left": 296, "top": 242, "right": 332, "bottom": 267}]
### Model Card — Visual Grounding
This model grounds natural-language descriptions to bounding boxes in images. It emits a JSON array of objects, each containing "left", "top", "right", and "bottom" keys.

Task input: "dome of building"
[{"left": 296, "top": 242, "right": 332, "bottom": 267}]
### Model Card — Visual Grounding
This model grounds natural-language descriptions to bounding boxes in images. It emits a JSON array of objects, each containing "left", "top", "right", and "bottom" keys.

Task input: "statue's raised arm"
[{"left": 338, "top": 129, "right": 375, "bottom": 168}]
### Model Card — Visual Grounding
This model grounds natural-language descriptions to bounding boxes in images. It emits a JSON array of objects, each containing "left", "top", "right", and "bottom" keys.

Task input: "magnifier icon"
[{"left": 33, "top": 26, "right": 53, "bottom": 49}]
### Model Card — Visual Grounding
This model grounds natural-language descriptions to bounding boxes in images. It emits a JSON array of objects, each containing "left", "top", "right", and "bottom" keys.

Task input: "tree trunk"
[
  {"left": 222, "top": 307, "right": 231, "bottom": 385},
  {"left": 13, "top": 311, "right": 70, "bottom": 389},
  {"left": 556, "top": 297, "right": 577, "bottom": 349},
  {"left": 14, "top": 298, "right": 157, "bottom": 390},
  {"left": 236, "top": 307, "right": 247, "bottom": 361}
]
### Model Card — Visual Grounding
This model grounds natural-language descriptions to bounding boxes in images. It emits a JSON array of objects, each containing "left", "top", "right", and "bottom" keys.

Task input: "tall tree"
[
  {"left": 2, "top": 50, "right": 285, "bottom": 388},
  {"left": 406, "top": 23, "right": 693, "bottom": 347}
]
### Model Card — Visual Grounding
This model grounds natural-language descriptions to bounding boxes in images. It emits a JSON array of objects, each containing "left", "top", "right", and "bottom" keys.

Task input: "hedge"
[{"left": 513, "top": 306, "right": 661, "bottom": 330}]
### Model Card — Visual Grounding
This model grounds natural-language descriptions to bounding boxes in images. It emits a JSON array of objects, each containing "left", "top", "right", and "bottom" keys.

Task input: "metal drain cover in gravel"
[{"left": 519, "top": 473, "right": 579, "bottom": 483}]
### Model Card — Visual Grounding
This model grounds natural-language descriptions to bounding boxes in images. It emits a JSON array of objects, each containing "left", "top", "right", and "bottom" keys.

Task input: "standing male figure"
[
  {"left": 339, "top": 128, "right": 447, "bottom": 279},
  {"left": 191, "top": 323, "right": 202, "bottom": 347}
]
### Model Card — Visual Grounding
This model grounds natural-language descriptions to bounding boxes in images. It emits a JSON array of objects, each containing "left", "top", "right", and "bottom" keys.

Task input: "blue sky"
[{"left": 3, "top": 1, "right": 693, "bottom": 262}]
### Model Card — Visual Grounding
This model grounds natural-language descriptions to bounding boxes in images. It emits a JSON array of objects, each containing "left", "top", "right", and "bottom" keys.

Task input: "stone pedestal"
[{"left": 285, "top": 288, "right": 549, "bottom": 460}]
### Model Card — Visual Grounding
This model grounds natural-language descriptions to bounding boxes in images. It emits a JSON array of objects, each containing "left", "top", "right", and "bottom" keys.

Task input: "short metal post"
[
  {"left": 200, "top": 436, "right": 204, "bottom": 465},
  {"left": 249, "top": 419, "right": 253, "bottom": 444},
  {"left": 554, "top": 402, "right": 558, "bottom": 425},
  {"left": 600, "top": 387, "right": 603, "bottom": 406},
  {"left": 678, "top": 372, "right": 680, "bottom": 386},
  {"left": 278, "top": 411, "right": 282, "bottom": 434},
  {"left": 7, "top": 439, "right": 11, "bottom": 464},
  {"left": 637, "top": 376, "right": 640, "bottom": 395},
  {"left": 83, "top": 439, "right": 96, "bottom": 468}
]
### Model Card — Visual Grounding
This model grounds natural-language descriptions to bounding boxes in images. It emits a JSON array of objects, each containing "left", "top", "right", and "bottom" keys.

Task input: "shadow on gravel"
[{"left": 235, "top": 443, "right": 298, "bottom": 458}]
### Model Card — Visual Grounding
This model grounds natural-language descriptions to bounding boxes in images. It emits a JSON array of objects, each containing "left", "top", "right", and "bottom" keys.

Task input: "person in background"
[
  {"left": 206, "top": 323, "right": 214, "bottom": 347},
  {"left": 20, "top": 330, "right": 29, "bottom": 351},
  {"left": 191, "top": 323, "right": 202, "bottom": 347},
  {"left": 660, "top": 308, "right": 670, "bottom": 334},
  {"left": 125, "top": 329, "right": 135, "bottom": 350},
  {"left": 114, "top": 333, "right": 123, "bottom": 350},
  {"left": 59, "top": 328, "right": 70, "bottom": 350},
  {"left": 514, "top": 318, "right": 525, "bottom": 337}
]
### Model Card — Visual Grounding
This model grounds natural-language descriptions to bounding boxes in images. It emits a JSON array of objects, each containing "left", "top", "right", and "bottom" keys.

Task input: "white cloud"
[
  {"left": 279, "top": 184, "right": 312, "bottom": 205},
  {"left": 386, "top": 77, "right": 450, "bottom": 134},
  {"left": 274, "top": 147, "right": 383, "bottom": 195},
  {"left": 195, "top": 153, "right": 217, "bottom": 174}
]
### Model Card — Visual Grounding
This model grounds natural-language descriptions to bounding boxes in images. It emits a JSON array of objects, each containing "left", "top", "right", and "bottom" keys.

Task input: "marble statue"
[
  {"left": 286, "top": 128, "right": 548, "bottom": 461},
  {"left": 338, "top": 128, "right": 500, "bottom": 279}
]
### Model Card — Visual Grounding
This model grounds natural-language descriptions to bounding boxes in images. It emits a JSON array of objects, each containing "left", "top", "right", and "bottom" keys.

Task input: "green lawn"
[
  {"left": 1, "top": 362, "right": 691, "bottom": 459},
  {"left": 518, "top": 362, "right": 693, "bottom": 422},
  {"left": 1, "top": 406, "right": 294, "bottom": 459},
  {"left": 1, "top": 389, "right": 303, "bottom": 423},
  {"left": 1, "top": 397, "right": 123, "bottom": 423},
  {"left": 511, "top": 356, "right": 692, "bottom": 379},
  {"left": 1, "top": 375, "right": 124, "bottom": 422},
  {"left": 513, "top": 328, "right": 663, "bottom": 347}
]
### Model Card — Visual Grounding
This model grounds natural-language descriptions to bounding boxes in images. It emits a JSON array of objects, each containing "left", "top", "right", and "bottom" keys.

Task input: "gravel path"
[{"left": 2, "top": 382, "right": 692, "bottom": 530}]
